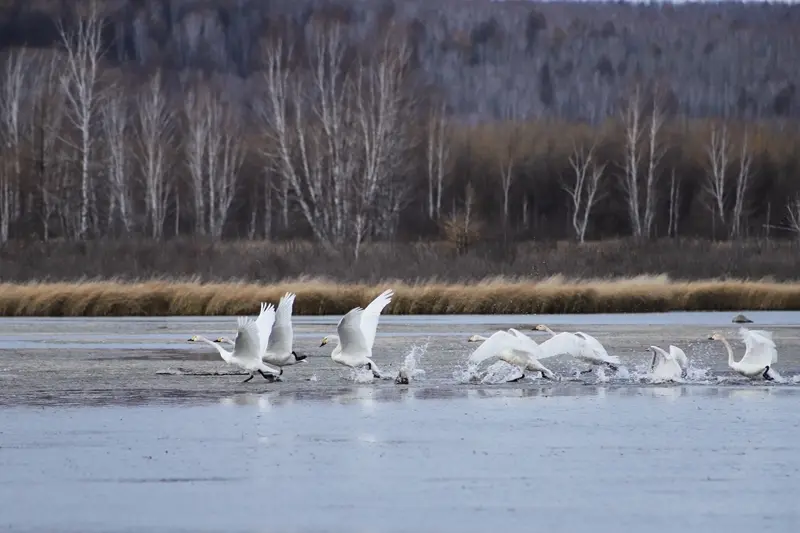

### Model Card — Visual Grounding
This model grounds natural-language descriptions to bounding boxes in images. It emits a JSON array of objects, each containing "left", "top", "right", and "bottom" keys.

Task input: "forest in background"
[{"left": 1, "top": 0, "right": 799, "bottom": 282}]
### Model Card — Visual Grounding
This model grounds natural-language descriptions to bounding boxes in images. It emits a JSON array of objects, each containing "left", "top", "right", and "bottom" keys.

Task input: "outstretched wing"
[
  {"left": 254, "top": 303, "right": 276, "bottom": 355},
  {"left": 268, "top": 292, "right": 295, "bottom": 354},
  {"left": 669, "top": 345, "right": 688, "bottom": 369},
  {"left": 360, "top": 289, "right": 393, "bottom": 351},
  {"left": 338, "top": 307, "right": 370, "bottom": 356},
  {"left": 649, "top": 345, "right": 670, "bottom": 372},
  {"left": 536, "top": 332, "right": 588, "bottom": 360},
  {"left": 234, "top": 316, "right": 263, "bottom": 363},
  {"left": 575, "top": 332, "right": 610, "bottom": 357},
  {"left": 508, "top": 328, "right": 539, "bottom": 352},
  {"left": 739, "top": 328, "right": 777, "bottom": 366},
  {"left": 469, "top": 330, "right": 536, "bottom": 366}
]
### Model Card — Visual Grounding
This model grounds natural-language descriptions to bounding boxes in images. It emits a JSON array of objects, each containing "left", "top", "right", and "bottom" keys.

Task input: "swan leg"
[
  {"left": 366, "top": 361, "right": 384, "bottom": 379},
  {"left": 763, "top": 366, "right": 775, "bottom": 381},
  {"left": 507, "top": 373, "right": 526, "bottom": 383},
  {"left": 242, "top": 374, "right": 255, "bottom": 383},
  {"left": 605, "top": 363, "right": 619, "bottom": 372}
]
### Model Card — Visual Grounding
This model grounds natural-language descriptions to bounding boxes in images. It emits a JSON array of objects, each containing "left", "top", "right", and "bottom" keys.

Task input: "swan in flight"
[
  {"left": 188, "top": 314, "right": 282, "bottom": 383},
  {"left": 320, "top": 289, "right": 393, "bottom": 378},
  {"left": 468, "top": 330, "right": 558, "bottom": 381},
  {"left": 708, "top": 328, "right": 781, "bottom": 381},
  {"left": 532, "top": 324, "right": 621, "bottom": 372},
  {"left": 648, "top": 345, "right": 688, "bottom": 382},
  {"left": 214, "top": 293, "right": 307, "bottom": 376}
]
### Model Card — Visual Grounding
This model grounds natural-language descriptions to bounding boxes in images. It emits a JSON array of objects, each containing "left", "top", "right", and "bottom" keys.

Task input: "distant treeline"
[{"left": 0, "top": 0, "right": 798, "bottom": 257}]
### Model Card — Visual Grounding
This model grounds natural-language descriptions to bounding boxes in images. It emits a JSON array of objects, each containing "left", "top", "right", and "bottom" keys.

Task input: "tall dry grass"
[{"left": 1, "top": 275, "right": 799, "bottom": 316}]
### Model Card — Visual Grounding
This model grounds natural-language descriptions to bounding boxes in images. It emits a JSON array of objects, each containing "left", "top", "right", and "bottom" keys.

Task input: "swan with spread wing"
[
  {"left": 214, "top": 293, "right": 307, "bottom": 377},
  {"left": 320, "top": 289, "right": 393, "bottom": 378},
  {"left": 532, "top": 324, "right": 621, "bottom": 373},
  {"left": 648, "top": 345, "right": 688, "bottom": 382},
  {"left": 468, "top": 330, "right": 558, "bottom": 381},
  {"left": 709, "top": 328, "right": 781, "bottom": 381}
]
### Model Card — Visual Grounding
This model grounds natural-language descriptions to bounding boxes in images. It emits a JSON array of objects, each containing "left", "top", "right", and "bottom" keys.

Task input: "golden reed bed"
[{"left": 0, "top": 275, "right": 799, "bottom": 316}]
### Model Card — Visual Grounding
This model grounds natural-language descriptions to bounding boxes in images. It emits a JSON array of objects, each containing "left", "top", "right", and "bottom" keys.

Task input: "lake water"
[{"left": 1, "top": 312, "right": 799, "bottom": 532}]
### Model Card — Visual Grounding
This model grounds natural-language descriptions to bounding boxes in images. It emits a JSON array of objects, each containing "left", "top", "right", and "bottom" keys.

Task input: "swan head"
[
  {"left": 187, "top": 335, "right": 199, "bottom": 342},
  {"left": 708, "top": 332, "right": 724, "bottom": 341},
  {"left": 293, "top": 351, "right": 308, "bottom": 363},
  {"left": 213, "top": 337, "right": 225, "bottom": 343},
  {"left": 533, "top": 324, "right": 548, "bottom": 332},
  {"left": 467, "top": 335, "right": 482, "bottom": 342},
  {"left": 320, "top": 336, "right": 329, "bottom": 347}
]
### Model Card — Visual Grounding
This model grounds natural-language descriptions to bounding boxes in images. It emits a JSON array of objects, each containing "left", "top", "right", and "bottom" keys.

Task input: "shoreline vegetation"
[
  {"left": 1, "top": 276, "right": 800, "bottom": 317},
  {"left": 1, "top": 239, "right": 799, "bottom": 316}
]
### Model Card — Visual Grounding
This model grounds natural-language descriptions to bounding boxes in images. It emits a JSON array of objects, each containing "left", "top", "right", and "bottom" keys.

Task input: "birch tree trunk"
[
  {"left": 0, "top": 49, "right": 30, "bottom": 244},
  {"left": 58, "top": 1, "right": 105, "bottom": 240},
  {"left": 135, "top": 70, "right": 174, "bottom": 240},
  {"left": 101, "top": 89, "right": 133, "bottom": 234}
]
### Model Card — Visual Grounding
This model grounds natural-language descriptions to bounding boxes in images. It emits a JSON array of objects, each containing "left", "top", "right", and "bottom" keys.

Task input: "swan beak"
[
  {"left": 187, "top": 336, "right": 196, "bottom": 342},
  {"left": 214, "top": 338, "right": 224, "bottom": 343},
  {"left": 706, "top": 335, "right": 714, "bottom": 340}
]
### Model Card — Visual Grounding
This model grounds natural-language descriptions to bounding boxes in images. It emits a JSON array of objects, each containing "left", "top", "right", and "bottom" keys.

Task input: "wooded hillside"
[{"left": 1, "top": 0, "right": 798, "bottom": 258}]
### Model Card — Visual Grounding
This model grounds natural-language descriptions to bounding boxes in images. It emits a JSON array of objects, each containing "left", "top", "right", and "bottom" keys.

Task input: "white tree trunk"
[
  {"left": 704, "top": 123, "right": 730, "bottom": 234},
  {"left": 0, "top": 49, "right": 29, "bottom": 243},
  {"left": 730, "top": 130, "right": 752, "bottom": 240},
  {"left": 620, "top": 88, "right": 643, "bottom": 238},
  {"left": 101, "top": 89, "right": 133, "bottom": 234},
  {"left": 57, "top": 1, "right": 105, "bottom": 240},
  {"left": 563, "top": 140, "right": 606, "bottom": 243},
  {"left": 135, "top": 70, "right": 174, "bottom": 240}
]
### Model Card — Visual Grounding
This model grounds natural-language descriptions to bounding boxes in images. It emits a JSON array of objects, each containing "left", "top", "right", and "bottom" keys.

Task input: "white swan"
[
  {"left": 532, "top": 324, "right": 621, "bottom": 372},
  {"left": 188, "top": 315, "right": 282, "bottom": 383},
  {"left": 468, "top": 330, "right": 557, "bottom": 381},
  {"left": 320, "top": 289, "right": 393, "bottom": 378},
  {"left": 648, "top": 345, "right": 687, "bottom": 382},
  {"left": 709, "top": 328, "right": 781, "bottom": 381},
  {"left": 215, "top": 293, "right": 307, "bottom": 373}
]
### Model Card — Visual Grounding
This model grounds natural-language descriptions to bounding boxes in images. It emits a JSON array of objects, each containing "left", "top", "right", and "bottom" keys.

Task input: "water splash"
[
  {"left": 349, "top": 366, "right": 376, "bottom": 383},
  {"left": 398, "top": 343, "right": 428, "bottom": 381}
]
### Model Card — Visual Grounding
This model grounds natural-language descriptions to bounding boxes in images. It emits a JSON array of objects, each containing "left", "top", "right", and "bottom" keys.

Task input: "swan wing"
[
  {"left": 360, "top": 289, "right": 393, "bottom": 351},
  {"left": 234, "top": 316, "right": 264, "bottom": 363},
  {"left": 508, "top": 328, "right": 539, "bottom": 350},
  {"left": 537, "top": 332, "right": 588, "bottom": 360},
  {"left": 254, "top": 302, "right": 276, "bottom": 354},
  {"left": 469, "top": 330, "right": 535, "bottom": 366},
  {"left": 649, "top": 345, "right": 681, "bottom": 380},
  {"left": 739, "top": 328, "right": 777, "bottom": 366},
  {"left": 268, "top": 292, "right": 295, "bottom": 354},
  {"left": 338, "top": 307, "right": 370, "bottom": 356},
  {"left": 575, "top": 331, "right": 620, "bottom": 364},
  {"left": 669, "top": 345, "right": 689, "bottom": 369}
]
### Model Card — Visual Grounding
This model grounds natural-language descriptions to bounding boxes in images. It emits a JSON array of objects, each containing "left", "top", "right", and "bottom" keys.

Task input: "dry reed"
[{"left": 1, "top": 275, "right": 799, "bottom": 316}]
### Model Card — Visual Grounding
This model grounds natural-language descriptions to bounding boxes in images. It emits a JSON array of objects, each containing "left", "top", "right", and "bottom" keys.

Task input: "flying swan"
[
  {"left": 532, "top": 324, "right": 621, "bottom": 372},
  {"left": 648, "top": 345, "right": 688, "bottom": 382},
  {"left": 708, "top": 328, "right": 781, "bottom": 381},
  {"left": 320, "top": 289, "right": 394, "bottom": 379},
  {"left": 214, "top": 293, "right": 307, "bottom": 376},
  {"left": 467, "top": 330, "right": 558, "bottom": 381},
  {"left": 188, "top": 313, "right": 282, "bottom": 383}
]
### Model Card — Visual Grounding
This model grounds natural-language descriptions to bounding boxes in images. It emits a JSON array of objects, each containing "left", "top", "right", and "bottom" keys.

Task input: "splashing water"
[
  {"left": 349, "top": 366, "right": 376, "bottom": 383},
  {"left": 398, "top": 343, "right": 428, "bottom": 381}
]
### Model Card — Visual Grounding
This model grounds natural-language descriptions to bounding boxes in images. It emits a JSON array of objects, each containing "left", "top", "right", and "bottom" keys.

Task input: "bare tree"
[
  {"left": 184, "top": 87, "right": 209, "bottom": 236},
  {"left": 352, "top": 34, "right": 414, "bottom": 258},
  {"left": 259, "top": 26, "right": 413, "bottom": 256},
  {"left": 704, "top": 122, "right": 730, "bottom": 235},
  {"left": 426, "top": 102, "right": 449, "bottom": 221},
  {"left": 497, "top": 102, "right": 522, "bottom": 231},
  {"left": 58, "top": 1, "right": 106, "bottom": 239},
  {"left": 101, "top": 88, "right": 133, "bottom": 234},
  {"left": 205, "top": 95, "right": 245, "bottom": 240},
  {"left": 0, "top": 49, "right": 30, "bottom": 244},
  {"left": 563, "top": 140, "right": 606, "bottom": 243},
  {"left": 620, "top": 88, "right": 643, "bottom": 237},
  {"left": 135, "top": 70, "right": 174, "bottom": 240},
  {"left": 643, "top": 99, "right": 665, "bottom": 237},
  {"left": 619, "top": 87, "right": 663, "bottom": 239},
  {"left": 729, "top": 130, "right": 753, "bottom": 239}
]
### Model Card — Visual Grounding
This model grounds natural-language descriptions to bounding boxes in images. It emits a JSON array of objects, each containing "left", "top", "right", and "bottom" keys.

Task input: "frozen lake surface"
[{"left": 1, "top": 312, "right": 800, "bottom": 532}]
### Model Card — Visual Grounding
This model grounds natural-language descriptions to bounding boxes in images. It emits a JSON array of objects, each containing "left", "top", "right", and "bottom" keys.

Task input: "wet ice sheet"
[{"left": 1, "top": 386, "right": 799, "bottom": 533}]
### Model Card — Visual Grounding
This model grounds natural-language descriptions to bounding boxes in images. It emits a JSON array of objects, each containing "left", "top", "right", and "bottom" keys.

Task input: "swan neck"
[
  {"left": 196, "top": 335, "right": 233, "bottom": 362},
  {"left": 544, "top": 327, "right": 556, "bottom": 337},
  {"left": 720, "top": 337, "right": 735, "bottom": 366}
]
